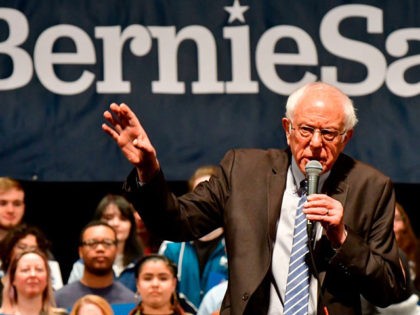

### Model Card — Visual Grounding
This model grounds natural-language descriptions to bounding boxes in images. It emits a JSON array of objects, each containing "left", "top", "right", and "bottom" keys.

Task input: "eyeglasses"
[
  {"left": 81, "top": 239, "right": 117, "bottom": 249},
  {"left": 290, "top": 122, "right": 346, "bottom": 142}
]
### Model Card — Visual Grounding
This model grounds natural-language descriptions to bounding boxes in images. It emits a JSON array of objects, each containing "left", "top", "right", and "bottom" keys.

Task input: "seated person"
[
  {"left": 69, "top": 294, "right": 114, "bottom": 315},
  {"left": 129, "top": 254, "right": 193, "bottom": 315},
  {"left": 159, "top": 166, "right": 228, "bottom": 310},
  {"left": 361, "top": 203, "right": 420, "bottom": 315},
  {"left": 0, "top": 223, "right": 63, "bottom": 290},
  {"left": 0, "top": 177, "right": 25, "bottom": 244},
  {"left": 197, "top": 280, "right": 228, "bottom": 315},
  {"left": 55, "top": 221, "right": 137, "bottom": 310},
  {"left": 67, "top": 194, "right": 144, "bottom": 292},
  {"left": 0, "top": 249, "right": 67, "bottom": 315}
]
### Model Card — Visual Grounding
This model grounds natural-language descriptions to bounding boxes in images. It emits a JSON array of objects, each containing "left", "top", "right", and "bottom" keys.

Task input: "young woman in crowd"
[
  {"left": 67, "top": 194, "right": 144, "bottom": 292},
  {"left": 69, "top": 294, "right": 113, "bottom": 315},
  {"left": 0, "top": 249, "right": 67, "bottom": 315},
  {"left": 129, "top": 254, "right": 192, "bottom": 315}
]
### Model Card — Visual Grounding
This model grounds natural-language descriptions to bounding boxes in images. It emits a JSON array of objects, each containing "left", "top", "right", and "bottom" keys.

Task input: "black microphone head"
[{"left": 305, "top": 160, "right": 322, "bottom": 176}]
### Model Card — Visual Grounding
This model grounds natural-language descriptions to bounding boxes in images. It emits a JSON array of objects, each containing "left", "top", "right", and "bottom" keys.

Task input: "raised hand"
[{"left": 102, "top": 103, "right": 160, "bottom": 182}]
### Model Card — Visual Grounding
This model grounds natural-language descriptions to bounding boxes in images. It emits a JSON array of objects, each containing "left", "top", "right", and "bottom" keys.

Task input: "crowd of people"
[
  {"left": 0, "top": 166, "right": 228, "bottom": 315},
  {"left": 0, "top": 81, "right": 419, "bottom": 315}
]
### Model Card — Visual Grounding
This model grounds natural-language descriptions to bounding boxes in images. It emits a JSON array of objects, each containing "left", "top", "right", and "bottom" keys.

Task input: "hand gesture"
[
  {"left": 102, "top": 103, "right": 160, "bottom": 182},
  {"left": 303, "top": 194, "right": 347, "bottom": 248}
]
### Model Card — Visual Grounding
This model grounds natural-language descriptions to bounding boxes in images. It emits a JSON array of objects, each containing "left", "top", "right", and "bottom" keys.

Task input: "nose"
[
  {"left": 309, "top": 130, "right": 323, "bottom": 148},
  {"left": 151, "top": 277, "right": 160, "bottom": 286},
  {"left": 108, "top": 217, "right": 120, "bottom": 227},
  {"left": 30, "top": 268, "right": 36, "bottom": 277},
  {"left": 5, "top": 202, "right": 15, "bottom": 213}
]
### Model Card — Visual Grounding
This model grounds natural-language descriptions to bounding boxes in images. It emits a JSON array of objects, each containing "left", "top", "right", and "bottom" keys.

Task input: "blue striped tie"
[{"left": 283, "top": 190, "right": 310, "bottom": 315}]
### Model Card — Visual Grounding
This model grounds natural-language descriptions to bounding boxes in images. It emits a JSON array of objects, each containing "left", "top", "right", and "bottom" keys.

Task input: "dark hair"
[
  {"left": 132, "top": 254, "right": 186, "bottom": 315},
  {"left": 0, "top": 224, "right": 51, "bottom": 272},
  {"left": 134, "top": 254, "right": 177, "bottom": 279},
  {"left": 79, "top": 220, "right": 117, "bottom": 245},
  {"left": 93, "top": 194, "right": 143, "bottom": 266}
]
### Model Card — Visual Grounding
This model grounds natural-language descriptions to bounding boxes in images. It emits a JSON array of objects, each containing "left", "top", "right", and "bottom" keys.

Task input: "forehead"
[
  {"left": 17, "top": 234, "right": 38, "bottom": 245},
  {"left": 17, "top": 253, "right": 45, "bottom": 267},
  {"left": 102, "top": 204, "right": 121, "bottom": 215},
  {"left": 0, "top": 188, "right": 25, "bottom": 199},
  {"left": 79, "top": 303, "right": 104, "bottom": 315},
  {"left": 294, "top": 88, "right": 346, "bottom": 127},
  {"left": 140, "top": 260, "right": 172, "bottom": 275},
  {"left": 83, "top": 225, "right": 115, "bottom": 240}
]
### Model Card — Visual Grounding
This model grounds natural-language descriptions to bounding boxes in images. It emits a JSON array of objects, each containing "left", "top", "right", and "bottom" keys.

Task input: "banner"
[{"left": 0, "top": 1, "right": 419, "bottom": 182}]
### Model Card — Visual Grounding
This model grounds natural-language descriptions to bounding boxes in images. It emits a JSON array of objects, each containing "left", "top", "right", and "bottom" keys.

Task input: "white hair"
[{"left": 285, "top": 82, "right": 358, "bottom": 131}]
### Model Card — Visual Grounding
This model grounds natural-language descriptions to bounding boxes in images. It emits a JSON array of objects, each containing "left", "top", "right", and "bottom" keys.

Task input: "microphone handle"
[{"left": 306, "top": 174, "right": 319, "bottom": 242}]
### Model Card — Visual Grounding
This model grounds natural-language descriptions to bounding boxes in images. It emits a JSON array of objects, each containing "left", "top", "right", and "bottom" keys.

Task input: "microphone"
[{"left": 305, "top": 160, "right": 323, "bottom": 242}]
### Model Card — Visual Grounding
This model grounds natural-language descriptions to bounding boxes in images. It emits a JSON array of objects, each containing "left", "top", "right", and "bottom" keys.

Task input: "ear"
[
  {"left": 282, "top": 117, "right": 291, "bottom": 145},
  {"left": 78, "top": 246, "right": 84, "bottom": 259},
  {"left": 342, "top": 128, "right": 354, "bottom": 145}
]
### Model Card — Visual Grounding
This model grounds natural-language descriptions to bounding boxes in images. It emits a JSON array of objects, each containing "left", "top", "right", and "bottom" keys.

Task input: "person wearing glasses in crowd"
[
  {"left": 102, "top": 81, "right": 407, "bottom": 314},
  {"left": 67, "top": 194, "right": 144, "bottom": 292},
  {"left": 54, "top": 221, "right": 136, "bottom": 310}
]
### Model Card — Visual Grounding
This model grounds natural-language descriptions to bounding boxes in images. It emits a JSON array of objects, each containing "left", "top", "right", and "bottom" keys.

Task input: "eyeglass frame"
[
  {"left": 288, "top": 120, "right": 347, "bottom": 142},
  {"left": 80, "top": 238, "right": 117, "bottom": 249}
]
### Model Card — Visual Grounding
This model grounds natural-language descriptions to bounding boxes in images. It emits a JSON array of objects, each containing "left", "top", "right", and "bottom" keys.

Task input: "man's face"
[
  {"left": 79, "top": 225, "right": 117, "bottom": 276},
  {"left": 0, "top": 188, "right": 25, "bottom": 230},
  {"left": 282, "top": 89, "right": 353, "bottom": 175}
]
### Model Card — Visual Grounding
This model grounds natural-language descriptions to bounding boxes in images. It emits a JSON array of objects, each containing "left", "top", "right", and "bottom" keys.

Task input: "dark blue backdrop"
[{"left": 1, "top": 1, "right": 419, "bottom": 182}]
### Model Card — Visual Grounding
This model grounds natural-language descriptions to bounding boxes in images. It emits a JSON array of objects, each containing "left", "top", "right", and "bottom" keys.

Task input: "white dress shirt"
[{"left": 268, "top": 158, "right": 329, "bottom": 315}]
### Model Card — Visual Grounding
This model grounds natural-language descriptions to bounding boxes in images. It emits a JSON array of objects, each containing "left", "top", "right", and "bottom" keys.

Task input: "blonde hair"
[
  {"left": 70, "top": 294, "right": 114, "bottom": 315},
  {"left": 188, "top": 165, "right": 218, "bottom": 191},
  {"left": 2, "top": 249, "right": 55, "bottom": 313},
  {"left": 0, "top": 177, "right": 23, "bottom": 194}
]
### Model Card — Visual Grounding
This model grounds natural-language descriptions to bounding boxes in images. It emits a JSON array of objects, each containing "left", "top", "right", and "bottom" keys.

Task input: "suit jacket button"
[{"left": 242, "top": 293, "right": 249, "bottom": 301}]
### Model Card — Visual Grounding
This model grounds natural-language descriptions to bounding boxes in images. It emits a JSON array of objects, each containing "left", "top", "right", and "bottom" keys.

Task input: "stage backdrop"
[{"left": 0, "top": 1, "right": 419, "bottom": 183}]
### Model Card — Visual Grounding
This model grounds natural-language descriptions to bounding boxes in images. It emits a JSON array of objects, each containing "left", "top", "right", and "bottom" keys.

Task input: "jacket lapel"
[{"left": 267, "top": 151, "right": 290, "bottom": 244}]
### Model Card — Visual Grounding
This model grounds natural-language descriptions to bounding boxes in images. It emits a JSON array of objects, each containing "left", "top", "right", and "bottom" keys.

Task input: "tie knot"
[{"left": 299, "top": 179, "right": 308, "bottom": 196}]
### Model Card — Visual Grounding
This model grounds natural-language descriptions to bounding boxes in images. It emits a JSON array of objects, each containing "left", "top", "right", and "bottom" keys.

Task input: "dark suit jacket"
[{"left": 123, "top": 148, "right": 408, "bottom": 315}]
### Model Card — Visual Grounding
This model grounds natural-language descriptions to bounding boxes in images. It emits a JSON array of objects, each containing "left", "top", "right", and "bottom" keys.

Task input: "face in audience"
[
  {"left": 393, "top": 206, "right": 405, "bottom": 243},
  {"left": 136, "top": 258, "right": 177, "bottom": 312},
  {"left": 12, "top": 234, "right": 38, "bottom": 257},
  {"left": 79, "top": 225, "right": 117, "bottom": 276},
  {"left": 0, "top": 188, "right": 25, "bottom": 231},
  {"left": 101, "top": 203, "right": 131, "bottom": 245},
  {"left": 12, "top": 252, "right": 48, "bottom": 299}
]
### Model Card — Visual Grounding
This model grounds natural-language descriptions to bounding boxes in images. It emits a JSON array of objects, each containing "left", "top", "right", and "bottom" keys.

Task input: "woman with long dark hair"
[{"left": 129, "top": 254, "right": 192, "bottom": 315}]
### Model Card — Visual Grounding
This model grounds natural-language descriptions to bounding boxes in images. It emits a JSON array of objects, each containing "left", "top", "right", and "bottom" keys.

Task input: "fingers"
[{"left": 303, "top": 194, "right": 342, "bottom": 223}]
